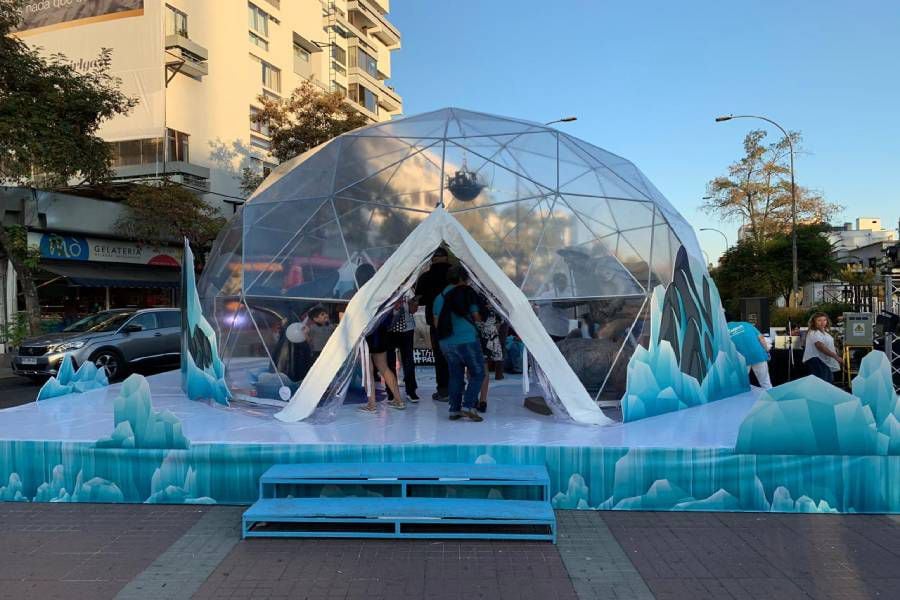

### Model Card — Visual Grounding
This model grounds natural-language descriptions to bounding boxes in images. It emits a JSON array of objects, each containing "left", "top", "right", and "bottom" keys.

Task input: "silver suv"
[{"left": 12, "top": 308, "right": 181, "bottom": 381}]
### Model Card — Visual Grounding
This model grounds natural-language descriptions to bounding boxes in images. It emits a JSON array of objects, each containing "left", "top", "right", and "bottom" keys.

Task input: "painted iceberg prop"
[
  {"left": 623, "top": 247, "right": 748, "bottom": 421},
  {"left": 180, "top": 239, "right": 230, "bottom": 405},
  {"left": 96, "top": 374, "right": 190, "bottom": 450},
  {"left": 735, "top": 352, "right": 900, "bottom": 456},
  {"left": 36, "top": 355, "right": 109, "bottom": 401}
]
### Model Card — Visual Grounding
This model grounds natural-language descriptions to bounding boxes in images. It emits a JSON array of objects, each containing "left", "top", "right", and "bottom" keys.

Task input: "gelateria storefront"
[{"left": 24, "top": 232, "right": 182, "bottom": 327}]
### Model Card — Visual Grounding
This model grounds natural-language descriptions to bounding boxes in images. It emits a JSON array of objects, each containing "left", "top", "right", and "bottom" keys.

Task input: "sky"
[{"left": 388, "top": 0, "right": 900, "bottom": 261}]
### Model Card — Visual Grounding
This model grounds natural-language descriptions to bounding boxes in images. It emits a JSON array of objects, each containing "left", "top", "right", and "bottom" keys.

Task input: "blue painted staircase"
[{"left": 242, "top": 463, "right": 556, "bottom": 542}]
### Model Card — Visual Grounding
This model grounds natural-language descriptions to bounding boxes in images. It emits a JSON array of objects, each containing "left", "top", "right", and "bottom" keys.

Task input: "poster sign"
[
  {"left": 29, "top": 232, "right": 181, "bottom": 266},
  {"left": 17, "top": 0, "right": 163, "bottom": 142},
  {"left": 14, "top": 0, "right": 144, "bottom": 34}
]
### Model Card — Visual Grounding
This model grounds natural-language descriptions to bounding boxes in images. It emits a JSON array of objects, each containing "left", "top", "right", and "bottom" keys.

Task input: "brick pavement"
[
  {"left": 0, "top": 503, "right": 206, "bottom": 600},
  {"left": 192, "top": 536, "right": 577, "bottom": 600},
  {"left": 602, "top": 511, "right": 900, "bottom": 600},
  {"left": 1, "top": 504, "right": 899, "bottom": 599}
]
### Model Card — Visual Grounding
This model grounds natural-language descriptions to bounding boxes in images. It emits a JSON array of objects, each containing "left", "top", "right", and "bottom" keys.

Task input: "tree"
[
  {"left": 702, "top": 130, "right": 840, "bottom": 247},
  {"left": 711, "top": 223, "right": 840, "bottom": 313},
  {"left": 0, "top": 0, "right": 136, "bottom": 334},
  {"left": 116, "top": 183, "right": 226, "bottom": 260},
  {"left": 240, "top": 81, "right": 369, "bottom": 196}
]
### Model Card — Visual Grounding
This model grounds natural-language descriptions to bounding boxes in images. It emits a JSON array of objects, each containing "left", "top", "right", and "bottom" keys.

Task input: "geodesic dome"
[{"left": 199, "top": 107, "right": 704, "bottom": 406}]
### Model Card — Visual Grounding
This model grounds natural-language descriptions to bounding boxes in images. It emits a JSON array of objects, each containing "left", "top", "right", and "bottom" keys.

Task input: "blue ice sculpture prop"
[
  {"left": 735, "top": 352, "right": 900, "bottom": 455},
  {"left": 623, "top": 246, "right": 748, "bottom": 421},
  {"left": 96, "top": 374, "right": 190, "bottom": 450},
  {"left": 180, "top": 239, "right": 230, "bottom": 405},
  {"left": 36, "top": 355, "right": 109, "bottom": 401}
]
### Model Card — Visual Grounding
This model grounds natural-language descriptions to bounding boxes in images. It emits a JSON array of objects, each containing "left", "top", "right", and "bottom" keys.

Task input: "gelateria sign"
[{"left": 27, "top": 232, "right": 181, "bottom": 267}]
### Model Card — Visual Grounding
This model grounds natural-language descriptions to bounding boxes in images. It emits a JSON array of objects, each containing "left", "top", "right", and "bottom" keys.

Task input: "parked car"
[{"left": 12, "top": 308, "right": 181, "bottom": 381}]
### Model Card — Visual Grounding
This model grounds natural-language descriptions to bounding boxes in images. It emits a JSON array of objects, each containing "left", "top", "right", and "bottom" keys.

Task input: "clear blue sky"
[{"left": 388, "top": 0, "right": 900, "bottom": 261}]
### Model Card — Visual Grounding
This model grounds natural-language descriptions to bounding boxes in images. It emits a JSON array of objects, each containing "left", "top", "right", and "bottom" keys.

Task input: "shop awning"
[{"left": 42, "top": 262, "right": 181, "bottom": 289}]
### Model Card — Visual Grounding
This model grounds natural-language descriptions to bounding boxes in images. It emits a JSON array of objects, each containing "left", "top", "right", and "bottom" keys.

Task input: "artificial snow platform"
[{"left": 1, "top": 367, "right": 897, "bottom": 514}]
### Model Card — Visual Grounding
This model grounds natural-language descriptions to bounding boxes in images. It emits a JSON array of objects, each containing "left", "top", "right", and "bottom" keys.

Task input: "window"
[
  {"left": 165, "top": 4, "right": 188, "bottom": 37},
  {"left": 331, "top": 44, "right": 346, "bottom": 65},
  {"left": 349, "top": 83, "right": 378, "bottom": 115},
  {"left": 350, "top": 47, "right": 377, "bottom": 77},
  {"left": 259, "top": 59, "right": 280, "bottom": 91},
  {"left": 166, "top": 129, "right": 190, "bottom": 162},
  {"left": 157, "top": 311, "right": 181, "bottom": 329},
  {"left": 249, "top": 31, "right": 269, "bottom": 50},
  {"left": 250, "top": 156, "right": 276, "bottom": 177},
  {"left": 248, "top": 2, "right": 269, "bottom": 37},
  {"left": 249, "top": 106, "right": 270, "bottom": 136},
  {"left": 109, "top": 138, "right": 162, "bottom": 167},
  {"left": 331, "top": 81, "right": 347, "bottom": 97},
  {"left": 293, "top": 43, "right": 310, "bottom": 63},
  {"left": 333, "top": 62, "right": 346, "bottom": 76},
  {"left": 293, "top": 42, "right": 310, "bottom": 75},
  {"left": 125, "top": 313, "right": 158, "bottom": 331},
  {"left": 250, "top": 135, "right": 271, "bottom": 151}
]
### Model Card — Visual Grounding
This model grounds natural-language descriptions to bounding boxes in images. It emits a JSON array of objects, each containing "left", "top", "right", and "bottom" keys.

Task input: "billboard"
[
  {"left": 15, "top": 1, "right": 145, "bottom": 34},
  {"left": 16, "top": 1, "right": 164, "bottom": 142}
]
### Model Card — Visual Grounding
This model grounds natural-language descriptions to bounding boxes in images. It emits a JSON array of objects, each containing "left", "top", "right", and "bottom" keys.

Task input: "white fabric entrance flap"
[{"left": 275, "top": 207, "right": 613, "bottom": 426}]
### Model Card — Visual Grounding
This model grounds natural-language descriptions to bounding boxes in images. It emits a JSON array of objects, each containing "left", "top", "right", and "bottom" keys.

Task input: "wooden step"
[
  {"left": 258, "top": 462, "right": 550, "bottom": 500},
  {"left": 242, "top": 497, "right": 556, "bottom": 541}
]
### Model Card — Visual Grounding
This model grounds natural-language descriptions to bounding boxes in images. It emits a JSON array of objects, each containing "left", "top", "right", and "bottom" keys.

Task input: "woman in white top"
[{"left": 802, "top": 312, "right": 841, "bottom": 384}]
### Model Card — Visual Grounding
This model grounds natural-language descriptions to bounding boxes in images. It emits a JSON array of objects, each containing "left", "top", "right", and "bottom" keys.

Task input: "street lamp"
[
  {"left": 545, "top": 116, "right": 577, "bottom": 126},
  {"left": 699, "top": 227, "right": 729, "bottom": 254},
  {"left": 716, "top": 114, "right": 799, "bottom": 307}
]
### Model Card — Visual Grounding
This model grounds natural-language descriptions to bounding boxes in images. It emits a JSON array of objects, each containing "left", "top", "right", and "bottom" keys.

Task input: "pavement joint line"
[
  {"left": 113, "top": 506, "right": 244, "bottom": 600},
  {"left": 555, "top": 510, "right": 656, "bottom": 600}
]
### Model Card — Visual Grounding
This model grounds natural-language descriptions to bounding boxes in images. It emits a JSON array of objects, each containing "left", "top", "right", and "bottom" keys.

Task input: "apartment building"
[{"left": 15, "top": 0, "right": 403, "bottom": 212}]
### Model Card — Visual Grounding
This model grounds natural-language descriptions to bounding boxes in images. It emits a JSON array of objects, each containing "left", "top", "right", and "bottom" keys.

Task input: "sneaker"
[
  {"left": 475, "top": 401, "right": 487, "bottom": 413},
  {"left": 408, "top": 392, "right": 419, "bottom": 402},
  {"left": 432, "top": 392, "right": 449, "bottom": 402},
  {"left": 461, "top": 409, "right": 483, "bottom": 422},
  {"left": 448, "top": 412, "right": 463, "bottom": 421}
]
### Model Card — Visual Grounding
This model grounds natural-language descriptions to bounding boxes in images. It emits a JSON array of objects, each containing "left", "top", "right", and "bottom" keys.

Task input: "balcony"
[
  {"left": 112, "top": 161, "right": 211, "bottom": 187},
  {"left": 347, "top": 0, "right": 400, "bottom": 48},
  {"left": 165, "top": 34, "right": 209, "bottom": 79},
  {"left": 347, "top": 64, "right": 401, "bottom": 114}
]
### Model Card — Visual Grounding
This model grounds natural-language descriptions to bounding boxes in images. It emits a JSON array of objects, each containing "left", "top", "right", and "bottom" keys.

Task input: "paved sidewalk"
[{"left": 0, "top": 504, "right": 898, "bottom": 600}]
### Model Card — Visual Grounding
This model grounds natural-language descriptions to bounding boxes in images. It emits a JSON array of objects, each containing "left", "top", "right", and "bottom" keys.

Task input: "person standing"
[
  {"left": 727, "top": 320, "right": 773, "bottom": 389},
  {"left": 415, "top": 247, "right": 452, "bottom": 400},
  {"left": 475, "top": 294, "right": 503, "bottom": 412},
  {"left": 803, "top": 312, "right": 842, "bottom": 384},
  {"left": 434, "top": 266, "right": 485, "bottom": 422},
  {"left": 536, "top": 273, "right": 574, "bottom": 342},
  {"left": 305, "top": 306, "right": 336, "bottom": 364},
  {"left": 360, "top": 310, "right": 406, "bottom": 413},
  {"left": 386, "top": 294, "right": 419, "bottom": 402}
]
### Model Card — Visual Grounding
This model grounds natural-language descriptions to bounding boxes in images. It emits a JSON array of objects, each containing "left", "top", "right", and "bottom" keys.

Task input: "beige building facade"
[{"left": 16, "top": 0, "right": 403, "bottom": 212}]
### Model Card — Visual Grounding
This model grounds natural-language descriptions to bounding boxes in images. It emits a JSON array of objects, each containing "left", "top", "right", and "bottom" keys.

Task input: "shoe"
[
  {"left": 476, "top": 401, "right": 487, "bottom": 413},
  {"left": 432, "top": 392, "right": 449, "bottom": 402},
  {"left": 448, "top": 412, "right": 463, "bottom": 421},
  {"left": 358, "top": 404, "right": 377, "bottom": 413},
  {"left": 461, "top": 409, "right": 483, "bottom": 422},
  {"left": 388, "top": 399, "right": 406, "bottom": 410},
  {"left": 408, "top": 392, "right": 419, "bottom": 402}
]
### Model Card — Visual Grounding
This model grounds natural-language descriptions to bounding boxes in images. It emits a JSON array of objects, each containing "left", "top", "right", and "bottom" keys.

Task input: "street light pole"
[
  {"left": 545, "top": 117, "right": 577, "bottom": 126},
  {"left": 716, "top": 114, "right": 798, "bottom": 307},
  {"left": 699, "top": 227, "right": 729, "bottom": 254}
]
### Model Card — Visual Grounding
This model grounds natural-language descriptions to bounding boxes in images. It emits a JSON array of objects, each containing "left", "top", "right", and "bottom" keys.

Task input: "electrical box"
[
  {"left": 739, "top": 297, "right": 770, "bottom": 331},
  {"left": 843, "top": 312, "right": 874, "bottom": 346}
]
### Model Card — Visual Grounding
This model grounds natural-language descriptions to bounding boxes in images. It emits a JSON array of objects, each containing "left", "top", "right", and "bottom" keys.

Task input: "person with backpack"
[{"left": 433, "top": 266, "right": 486, "bottom": 422}]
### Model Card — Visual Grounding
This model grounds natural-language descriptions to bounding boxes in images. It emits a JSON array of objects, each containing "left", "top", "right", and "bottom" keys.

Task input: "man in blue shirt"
[
  {"left": 433, "top": 266, "right": 486, "bottom": 421},
  {"left": 727, "top": 321, "right": 772, "bottom": 389}
]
